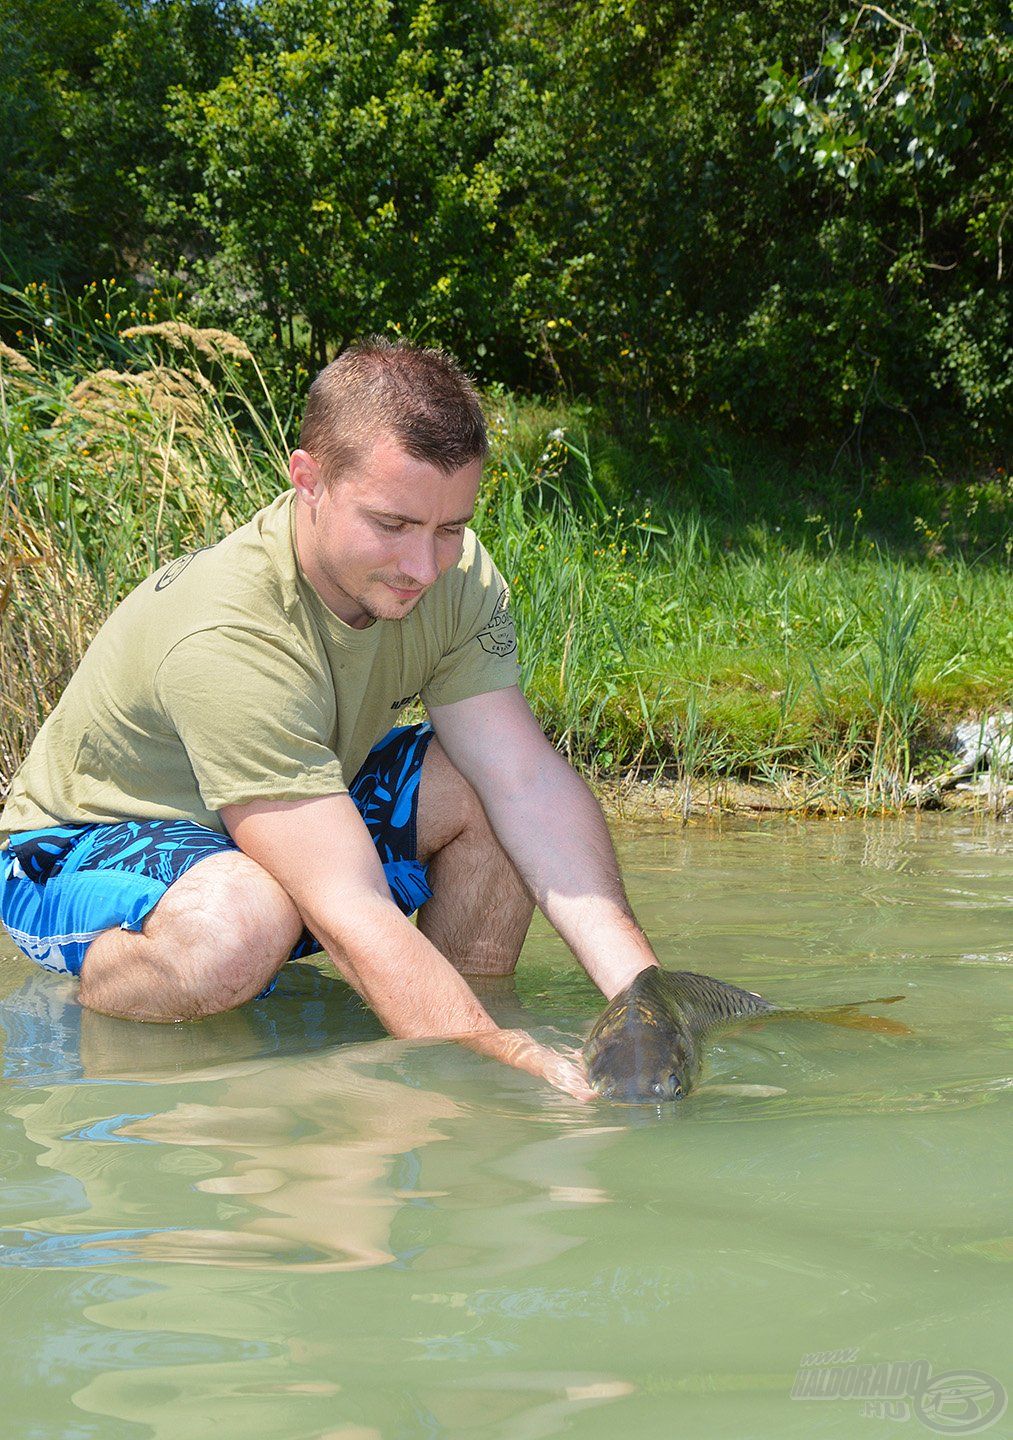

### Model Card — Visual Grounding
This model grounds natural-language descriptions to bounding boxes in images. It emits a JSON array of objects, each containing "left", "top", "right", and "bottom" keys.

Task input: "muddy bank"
[{"left": 596, "top": 775, "right": 1013, "bottom": 825}]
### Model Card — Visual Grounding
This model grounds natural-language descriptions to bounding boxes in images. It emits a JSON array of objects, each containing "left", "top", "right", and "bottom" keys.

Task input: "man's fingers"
[
  {"left": 541, "top": 1053, "right": 596, "bottom": 1102},
  {"left": 556, "top": 1042, "right": 587, "bottom": 1065}
]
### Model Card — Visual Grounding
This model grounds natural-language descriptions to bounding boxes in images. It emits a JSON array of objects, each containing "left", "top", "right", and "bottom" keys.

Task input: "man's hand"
[
  {"left": 464, "top": 1028, "right": 596, "bottom": 1101},
  {"left": 428, "top": 685, "right": 660, "bottom": 1001},
  {"left": 537, "top": 1046, "right": 598, "bottom": 1102},
  {"left": 221, "top": 791, "right": 592, "bottom": 1099}
]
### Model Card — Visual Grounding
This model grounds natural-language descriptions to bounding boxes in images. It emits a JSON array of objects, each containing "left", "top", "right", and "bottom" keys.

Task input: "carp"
[{"left": 584, "top": 966, "right": 907, "bottom": 1103}]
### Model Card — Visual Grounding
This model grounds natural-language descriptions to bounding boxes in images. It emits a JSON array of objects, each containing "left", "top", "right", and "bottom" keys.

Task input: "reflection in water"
[
  {"left": 0, "top": 949, "right": 636, "bottom": 1437},
  {"left": 0, "top": 815, "right": 1011, "bottom": 1438},
  {"left": 0, "top": 960, "right": 388, "bottom": 1086}
]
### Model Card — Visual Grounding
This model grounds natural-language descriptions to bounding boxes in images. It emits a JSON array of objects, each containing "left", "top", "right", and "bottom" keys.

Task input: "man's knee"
[
  {"left": 80, "top": 850, "right": 302, "bottom": 1020},
  {"left": 417, "top": 738, "right": 494, "bottom": 860}
]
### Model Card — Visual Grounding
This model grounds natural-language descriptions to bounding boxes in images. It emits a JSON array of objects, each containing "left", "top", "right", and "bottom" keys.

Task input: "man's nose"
[{"left": 399, "top": 534, "right": 439, "bottom": 586}]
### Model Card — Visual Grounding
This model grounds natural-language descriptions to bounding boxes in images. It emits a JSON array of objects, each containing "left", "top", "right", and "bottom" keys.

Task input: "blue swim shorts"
[{"left": 0, "top": 721, "right": 436, "bottom": 980}]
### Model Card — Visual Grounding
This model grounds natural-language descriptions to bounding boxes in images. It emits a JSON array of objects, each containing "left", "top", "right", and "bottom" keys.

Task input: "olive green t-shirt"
[{"left": 0, "top": 490, "right": 521, "bottom": 839}]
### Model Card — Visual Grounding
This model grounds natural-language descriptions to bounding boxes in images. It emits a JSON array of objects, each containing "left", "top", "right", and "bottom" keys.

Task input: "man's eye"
[
  {"left": 376, "top": 520, "right": 406, "bottom": 533},
  {"left": 440, "top": 527, "right": 465, "bottom": 538}
]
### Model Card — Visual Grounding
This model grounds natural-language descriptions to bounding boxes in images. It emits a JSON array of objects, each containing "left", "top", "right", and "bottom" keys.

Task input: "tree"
[
  {"left": 1, "top": 0, "right": 250, "bottom": 285},
  {"left": 758, "top": 0, "right": 1011, "bottom": 444},
  {"left": 0, "top": 0, "right": 122, "bottom": 280},
  {"left": 162, "top": 0, "right": 519, "bottom": 367}
]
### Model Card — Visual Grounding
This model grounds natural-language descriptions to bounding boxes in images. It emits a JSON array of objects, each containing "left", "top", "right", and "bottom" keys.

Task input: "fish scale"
[{"left": 653, "top": 969, "right": 776, "bottom": 1022}]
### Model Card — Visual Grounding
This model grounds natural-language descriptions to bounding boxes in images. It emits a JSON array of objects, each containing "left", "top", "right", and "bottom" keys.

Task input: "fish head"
[{"left": 584, "top": 1012, "right": 694, "bottom": 1103}]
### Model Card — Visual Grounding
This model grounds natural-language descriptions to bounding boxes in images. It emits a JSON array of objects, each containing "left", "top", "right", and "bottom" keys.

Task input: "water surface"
[{"left": 1, "top": 815, "right": 1010, "bottom": 1439}]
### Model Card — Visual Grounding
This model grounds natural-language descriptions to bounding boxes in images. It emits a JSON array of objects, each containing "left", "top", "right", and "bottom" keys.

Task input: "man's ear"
[{"left": 290, "top": 448, "right": 325, "bottom": 505}]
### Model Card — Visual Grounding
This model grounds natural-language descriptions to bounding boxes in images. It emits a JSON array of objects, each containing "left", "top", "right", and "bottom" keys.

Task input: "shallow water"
[{"left": 1, "top": 814, "right": 1010, "bottom": 1440}]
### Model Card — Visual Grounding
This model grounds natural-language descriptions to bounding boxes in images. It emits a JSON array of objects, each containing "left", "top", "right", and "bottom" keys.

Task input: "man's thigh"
[
  {"left": 414, "top": 736, "right": 486, "bottom": 859},
  {"left": 79, "top": 847, "right": 305, "bottom": 1018}
]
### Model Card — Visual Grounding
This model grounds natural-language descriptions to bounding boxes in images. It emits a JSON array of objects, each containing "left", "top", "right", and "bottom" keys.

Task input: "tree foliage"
[
  {"left": 0, "top": 0, "right": 251, "bottom": 281},
  {"left": 758, "top": 2, "right": 1011, "bottom": 441},
  {"left": 160, "top": 0, "right": 515, "bottom": 369},
  {"left": 2, "top": 0, "right": 1009, "bottom": 453}
]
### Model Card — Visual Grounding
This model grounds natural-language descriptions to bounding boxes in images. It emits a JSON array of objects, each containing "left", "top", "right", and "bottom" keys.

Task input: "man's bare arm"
[
  {"left": 428, "top": 686, "right": 659, "bottom": 1000},
  {"left": 220, "top": 792, "right": 594, "bottom": 1097}
]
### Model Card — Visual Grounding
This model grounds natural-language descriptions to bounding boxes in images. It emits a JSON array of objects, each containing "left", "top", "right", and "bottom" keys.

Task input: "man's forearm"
[
  {"left": 477, "top": 748, "right": 658, "bottom": 999},
  {"left": 221, "top": 785, "right": 593, "bottom": 1096},
  {"left": 316, "top": 892, "right": 500, "bottom": 1038},
  {"left": 313, "top": 892, "right": 593, "bottom": 1093}
]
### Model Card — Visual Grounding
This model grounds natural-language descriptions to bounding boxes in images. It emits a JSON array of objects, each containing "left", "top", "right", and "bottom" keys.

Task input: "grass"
[{"left": 2, "top": 284, "right": 1012, "bottom": 814}]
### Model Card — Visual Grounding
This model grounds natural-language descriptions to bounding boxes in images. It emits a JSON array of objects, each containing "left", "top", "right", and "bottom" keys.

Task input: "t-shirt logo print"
[
  {"left": 154, "top": 547, "right": 212, "bottom": 591},
  {"left": 475, "top": 590, "right": 517, "bottom": 657}
]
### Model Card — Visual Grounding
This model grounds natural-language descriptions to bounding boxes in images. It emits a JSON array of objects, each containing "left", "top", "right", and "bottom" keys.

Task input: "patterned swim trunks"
[{"left": 0, "top": 721, "right": 435, "bottom": 980}]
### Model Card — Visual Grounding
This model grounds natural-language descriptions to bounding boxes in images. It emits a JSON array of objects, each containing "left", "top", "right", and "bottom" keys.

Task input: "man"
[{"left": 0, "top": 339, "right": 659, "bottom": 1097}]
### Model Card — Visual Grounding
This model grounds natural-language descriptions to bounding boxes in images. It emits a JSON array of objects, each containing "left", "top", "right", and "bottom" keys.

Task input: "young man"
[{"left": 0, "top": 340, "right": 659, "bottom": 1097}]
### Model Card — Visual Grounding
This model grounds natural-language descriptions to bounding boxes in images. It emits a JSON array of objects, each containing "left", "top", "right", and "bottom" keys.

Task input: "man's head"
[
  {"left": 299, "top": 337, "right": 488, "bottom": 483},
  {"left": 290, "top": 339, "right": 487, "bottom": 628}
]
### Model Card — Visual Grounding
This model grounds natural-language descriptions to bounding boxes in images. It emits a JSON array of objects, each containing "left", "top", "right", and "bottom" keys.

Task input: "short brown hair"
[{"left": 299, "top": 337, "right": 488, "bottom": 481}]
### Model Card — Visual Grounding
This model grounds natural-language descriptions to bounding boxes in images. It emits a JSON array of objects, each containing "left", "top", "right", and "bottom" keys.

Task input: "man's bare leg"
[
  {"left": 416, "top": 738, "right": 535, "bottom": 977},
  {"left": 78, "top": 851, "right": 303, "bottom": 1021}
]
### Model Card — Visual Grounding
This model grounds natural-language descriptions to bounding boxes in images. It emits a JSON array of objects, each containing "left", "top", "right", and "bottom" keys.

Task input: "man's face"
[{"left": 291, "top": 433, "right": 482, "bottom": 628}]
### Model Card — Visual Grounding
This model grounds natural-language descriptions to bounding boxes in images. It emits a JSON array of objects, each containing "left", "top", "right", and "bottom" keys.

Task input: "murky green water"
[{"left": 1, "top": 816, "right": 1010, "bottom": 1440}]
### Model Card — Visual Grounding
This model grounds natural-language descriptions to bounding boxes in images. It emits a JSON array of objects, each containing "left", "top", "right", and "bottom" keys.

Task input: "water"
[{"left": 1, "top": 815, "right": 1010, "bottom": 1440}]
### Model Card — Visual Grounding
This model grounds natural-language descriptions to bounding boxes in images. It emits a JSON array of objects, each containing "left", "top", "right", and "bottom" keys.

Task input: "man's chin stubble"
[{"left": 355, "top": 588, "right": 424, "bottom": 623}]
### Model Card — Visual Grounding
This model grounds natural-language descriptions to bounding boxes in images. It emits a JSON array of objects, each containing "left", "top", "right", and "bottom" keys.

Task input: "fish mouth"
[{"left": 591, "top": 1075, "right": 686, "bottom": 1104}]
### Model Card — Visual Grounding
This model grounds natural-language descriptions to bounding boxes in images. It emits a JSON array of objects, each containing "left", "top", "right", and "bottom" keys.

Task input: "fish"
[{"left": 583, "top": 966, "right": 908, "bottom": 1103}]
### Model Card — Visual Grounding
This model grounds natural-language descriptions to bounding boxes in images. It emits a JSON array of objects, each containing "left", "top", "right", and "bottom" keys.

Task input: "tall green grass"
[
  {"left": 476, "top": 394, "right": 1012, "bottom": 805},
  {"left": 2, "top": 288, "right": 1011, "bottom": 809}
]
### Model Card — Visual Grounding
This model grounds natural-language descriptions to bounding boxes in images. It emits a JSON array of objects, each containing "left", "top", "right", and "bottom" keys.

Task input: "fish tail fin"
[{"left": 777, "top": 995, "right": 911, "bottom": 1037}]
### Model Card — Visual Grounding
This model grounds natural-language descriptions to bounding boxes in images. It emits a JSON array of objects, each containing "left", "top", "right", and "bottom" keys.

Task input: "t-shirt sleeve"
[
  {"left": 420, "top": 536, "right": 522, "bottom": 710},
  {"left": 153, "top": 626, "right": 348, "bottom": 810}
]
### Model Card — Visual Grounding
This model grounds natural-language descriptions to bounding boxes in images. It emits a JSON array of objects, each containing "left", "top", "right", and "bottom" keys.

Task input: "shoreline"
[{"left": 594, "top": 774, "right": 1013, "bottom": 825}]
